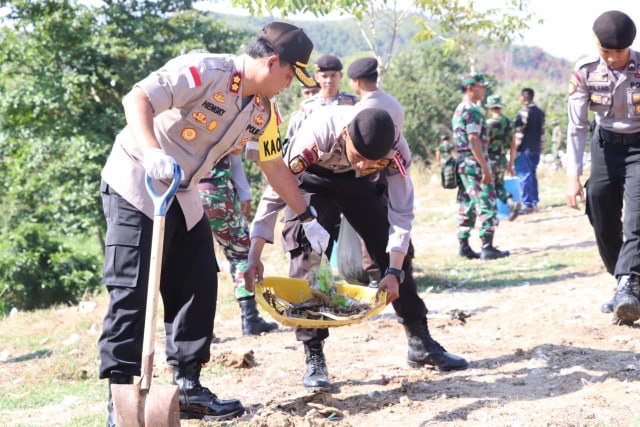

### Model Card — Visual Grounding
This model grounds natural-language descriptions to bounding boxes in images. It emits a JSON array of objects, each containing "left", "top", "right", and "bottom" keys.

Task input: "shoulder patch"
[{"left": 575, "top": 55, "right": 600, "bottom": 70}]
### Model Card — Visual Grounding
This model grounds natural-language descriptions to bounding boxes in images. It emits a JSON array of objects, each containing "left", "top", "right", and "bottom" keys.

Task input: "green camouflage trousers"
[
  {"left": 199, "top": 177, "right": 252, "bottom": 300},
  {"left": 488, "top": 153, "right": 509, "bottom": 204},
  {"left": 456, "top": 153, "right": 498, "bottom": 239}
]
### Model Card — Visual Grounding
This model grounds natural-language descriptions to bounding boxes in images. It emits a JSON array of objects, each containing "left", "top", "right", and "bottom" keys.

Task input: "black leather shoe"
[{"left": 174, "top": 362, "right": 244, "bottom": 421}]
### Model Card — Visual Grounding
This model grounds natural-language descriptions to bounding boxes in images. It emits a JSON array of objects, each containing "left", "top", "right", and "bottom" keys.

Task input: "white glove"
[
  {"left": 142, "top": 148, "right": 178, "bottom": 180},
  {"left": 302, "top": 219, "right": 330, "bottom": 254}
]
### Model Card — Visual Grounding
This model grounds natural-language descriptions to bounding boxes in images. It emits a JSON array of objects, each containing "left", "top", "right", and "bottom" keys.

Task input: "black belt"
[{"left": 599, "top": 128, "right": 640, "bottom": 146}]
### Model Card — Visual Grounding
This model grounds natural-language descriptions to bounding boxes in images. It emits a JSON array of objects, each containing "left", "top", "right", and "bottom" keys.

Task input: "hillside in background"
[{"left": 210, "top": 12, "right": 573, "bottom": 89}]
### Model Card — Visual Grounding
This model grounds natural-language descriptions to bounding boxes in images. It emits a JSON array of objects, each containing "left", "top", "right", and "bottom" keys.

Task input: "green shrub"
[{"left": 0, "top": 222, "right": 101, "bottom": 315}]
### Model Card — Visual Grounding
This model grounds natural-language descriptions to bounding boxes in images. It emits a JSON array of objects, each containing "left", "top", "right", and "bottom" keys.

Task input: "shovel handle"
[
  {"left": 145, "top": 163, "right": 182, "bottom": 216},
  {"left": 141, "top": 164, "right": 181, "bottom": 391}
]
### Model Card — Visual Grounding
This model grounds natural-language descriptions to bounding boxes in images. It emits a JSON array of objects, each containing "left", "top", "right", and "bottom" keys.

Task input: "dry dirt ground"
[
  {"left": 192, "top": 173, "right": 640, "bottom": 427},
  {"left": 3, "top": 167, "right": 640, "bottom": 426}
]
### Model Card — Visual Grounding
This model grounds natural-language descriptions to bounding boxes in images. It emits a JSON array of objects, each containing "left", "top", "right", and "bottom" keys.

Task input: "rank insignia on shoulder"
[{"left": 229, "top": 71, "right": 242, "bottom": 94}]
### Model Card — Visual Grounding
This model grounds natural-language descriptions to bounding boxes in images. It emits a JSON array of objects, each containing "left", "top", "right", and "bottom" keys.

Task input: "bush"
[{"left": 0, "top": 223, "right": 101, "bottom": 315}]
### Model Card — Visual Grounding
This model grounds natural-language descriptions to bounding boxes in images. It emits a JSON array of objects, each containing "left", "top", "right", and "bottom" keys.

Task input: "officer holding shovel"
[{"left": 98, "top": 22, "right": 329, "bottom": 425}]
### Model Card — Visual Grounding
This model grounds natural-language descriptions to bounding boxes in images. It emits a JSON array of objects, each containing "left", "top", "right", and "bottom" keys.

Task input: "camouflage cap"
[
  {"left": 485, "top": 94, "right": 504, "bottom": 108},
  {"left": 461, "top": 73, "right": 488, "bottom": 87}
]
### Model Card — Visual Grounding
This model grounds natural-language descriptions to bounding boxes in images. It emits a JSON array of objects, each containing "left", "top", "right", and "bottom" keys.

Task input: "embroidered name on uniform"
[
  {"left": 229, "top": 72, "right": 242, "bottom": 94},
  {"left": 186, "top": 66, "right": 201, "bottom": 88},
  {"left": 181, "top": 128, "right": 197, "bottom": 142},
  {"left": 202, "top": 100, "right": 226, "bottom": 116},
  {"left": 213, "top": 92, "right": 225, "bottom": 103},
  {"left": 245, "top": 124, "right": 260, "bottom": 135}
]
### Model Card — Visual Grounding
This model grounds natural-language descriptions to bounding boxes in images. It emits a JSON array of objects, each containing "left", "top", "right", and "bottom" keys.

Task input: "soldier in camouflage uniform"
[
  {"left": 452, "top": 74, "right": 509, "bottom": 260},
  {"left": 485, "top": 94, "right": 521, "bottom": 221},
  {"left": 198, "top": 153, "right": 278, "bottom": 336}
]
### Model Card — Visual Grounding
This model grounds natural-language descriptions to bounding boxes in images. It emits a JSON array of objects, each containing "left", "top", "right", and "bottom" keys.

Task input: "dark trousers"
[
  {"left": 98, "top": 181, "right": 218, "bottom": 379},
  {"left": 586, "top": 130, "right": 640, "bottom": 278},
  {"left": 280, "top": 171, "right": 427, "bottom": 343}
]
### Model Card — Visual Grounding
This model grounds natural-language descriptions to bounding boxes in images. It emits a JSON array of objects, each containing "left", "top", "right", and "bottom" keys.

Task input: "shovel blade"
[
  {"left": 145, "top": 385, "right": 181, "bottom": 426},
  {"left": 112, "top": 382, "right": 181, "bottom": 427},
  {"left": 112, "top": 382, "right": 144, "bottom": 427}
]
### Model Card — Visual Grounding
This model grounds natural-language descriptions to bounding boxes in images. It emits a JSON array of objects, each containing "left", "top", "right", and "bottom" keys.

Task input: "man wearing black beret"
[
  {"left": 247, "top": 105, "right": 469, "bottom": 391},
  {"left": 566, "top": 10, "right": 640, "bottom": 326},
  {"left": 285, "top": 54, "right": 358, "bottom": 142}
]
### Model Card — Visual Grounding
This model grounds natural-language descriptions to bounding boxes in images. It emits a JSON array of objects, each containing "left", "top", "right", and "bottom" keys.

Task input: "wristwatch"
[
  {"left": 296, "top": 205, "right": 317, "bottom": 222},
  {"left": 385, "top": 267, "right": 405, "bottom": 283}
]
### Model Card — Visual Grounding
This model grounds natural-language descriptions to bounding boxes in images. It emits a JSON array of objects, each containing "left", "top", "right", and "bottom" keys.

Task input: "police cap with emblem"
[
  {"left": 347, "top": 57, "right": 379, "bottom": 80},
  {"left": 593, "top": 10, "right": 636, "bottom": 49},
  {"left": 315, "top": 54, "right": 343, "bottom": 71},
  {"left": 259, "top": 21, "right": 316, "bottom": 88},
  {"left": 348, "top": 108, "right": 396, "bottom": 160}
]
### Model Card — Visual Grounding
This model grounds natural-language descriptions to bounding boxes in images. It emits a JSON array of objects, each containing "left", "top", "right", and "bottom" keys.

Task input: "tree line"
[{"left": 0, "top": 0, "right": 571, "bottom": 315}]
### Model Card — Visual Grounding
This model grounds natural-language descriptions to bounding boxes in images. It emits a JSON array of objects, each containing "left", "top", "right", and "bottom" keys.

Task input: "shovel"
[{"left": 111, "top": 164, "right": 182, "bottom": 427}]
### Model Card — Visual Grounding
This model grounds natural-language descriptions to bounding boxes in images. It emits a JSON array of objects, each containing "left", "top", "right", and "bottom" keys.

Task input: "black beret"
[
  {"left": 348, "top": 108, "right": 395, "bottom": 160},
  {"left": 315, "top": 54, "right": 343, "bottom": 71},
  {"left": 593, "top": 10, "right": 636, "bottom": 49},
  {"left": 347, "top": 57, "right": 378, "bottom": 79}
]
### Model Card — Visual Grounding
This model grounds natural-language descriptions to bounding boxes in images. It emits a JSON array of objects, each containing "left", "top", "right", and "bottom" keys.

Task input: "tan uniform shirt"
[
  {"left": 567, "top": 50, "right": 640, "bottom": 176},
  {"left": 252, "top": 105, "right": 414, "bottom": 254},
  {"left": 102, "top": 53, "right": 276, "bottom": 230}
]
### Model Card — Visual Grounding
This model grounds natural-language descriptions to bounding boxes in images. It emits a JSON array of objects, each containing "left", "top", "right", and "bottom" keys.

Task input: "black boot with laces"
[
  {"left": 302, "top": 340, "right": 330, "bottom": 390},
  {"left": 612, "top": 275, "right": 640, "bottom": 324},
  {"left": 403, "top": 319, "right": 468, "bottom": 371},
  {"left": 173, "top": 361, "right": 245, "bottom": 421}
]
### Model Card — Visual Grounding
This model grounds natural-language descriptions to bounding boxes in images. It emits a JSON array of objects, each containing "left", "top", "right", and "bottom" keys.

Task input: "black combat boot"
[
  {"left": 173, "top": 361, "right": 245, "bottom": 421},
  {"left": 106, "top": 373, "right": 133, "bottom": 427},
  {"left": 458, "top": 237, "right": 480, "bottom": 259},
  {"left": 601, "top": 298, "right": 614, "bottom": 313},
  {"left": 507, "top": 197, "right": 521, "bottom": 222},
  {"left": 302, "top": 340, "right": 330, "bottom": 390},
  {"left": 403, "top": 319, "right": 469, "bottom": 371},
  {"left": 480, "top": 235, "right": 510, "bottom": 260},
  {"left": 612, "top": 275, "right": 640, "bottom": 324},
  {"left": 238, "top": 297, "right": 278, "bottom": 336}
]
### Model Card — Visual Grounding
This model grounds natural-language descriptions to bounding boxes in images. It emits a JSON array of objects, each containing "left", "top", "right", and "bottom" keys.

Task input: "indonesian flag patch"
[{"left": 186, "top": 66, "right": 202, "bottom": 89}]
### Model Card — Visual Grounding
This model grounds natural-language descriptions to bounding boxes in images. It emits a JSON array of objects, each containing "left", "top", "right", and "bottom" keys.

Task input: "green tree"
[
  {"left": 0, "top": 0, "right": 248, "bottom": 312},
  {"left": 384, "top": 42, "right": 468, "bottom": 160}
]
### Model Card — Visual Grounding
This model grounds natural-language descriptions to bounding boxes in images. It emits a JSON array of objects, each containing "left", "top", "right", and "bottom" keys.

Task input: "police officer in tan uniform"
[
  {"left": 566, "top": 10, "right": 640, "bottom": 326},
  {"left": 98, "top": 22, "right": 330, "bottom": 424},
  {"left": 246, "top": 106, "right": 468, "bottom": 392},
  {"left": 285, "top": 54, "right": 358, "bottom": 142}
]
